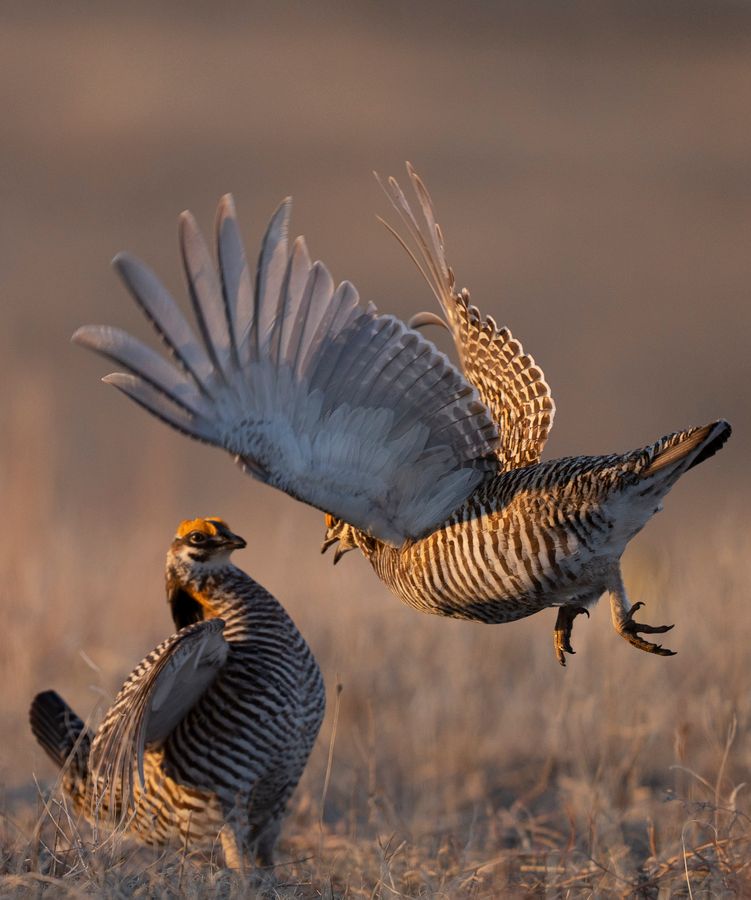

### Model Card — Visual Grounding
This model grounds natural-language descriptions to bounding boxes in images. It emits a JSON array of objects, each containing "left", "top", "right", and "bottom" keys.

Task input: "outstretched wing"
[
  {"left": 379, "top": 164, "right": 555, "bottom": 470},
  {"left": 74, "top": 194, "right": 500, "bottom": 545},
  {"left": 88, "top": 619, "right": 228, "bottom": 820}
]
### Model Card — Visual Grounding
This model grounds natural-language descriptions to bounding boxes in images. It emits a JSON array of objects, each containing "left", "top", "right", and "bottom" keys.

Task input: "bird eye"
[{"left": 188, "top": 531, "right": 207, "bottom": 545}]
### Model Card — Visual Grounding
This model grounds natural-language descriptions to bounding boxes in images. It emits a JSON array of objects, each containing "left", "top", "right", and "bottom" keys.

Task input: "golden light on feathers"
[{"left": 175, "top": 517, "right": 228, "bottom": 539}]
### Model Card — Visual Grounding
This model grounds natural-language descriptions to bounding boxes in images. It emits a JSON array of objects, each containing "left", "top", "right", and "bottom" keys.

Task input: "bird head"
[
  {"left": 166, "top": 518, "right": 246, "bottom": 628},
  {"left": 170, "top": 517, "right": 247, "bottom": 565}
]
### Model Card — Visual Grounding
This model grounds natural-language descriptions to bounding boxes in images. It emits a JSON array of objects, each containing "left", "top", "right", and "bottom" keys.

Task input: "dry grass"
[
  {"left": 1, "top": 384, "right": 750, "bottom": 896},
  {"left": 1, "top": 3, "right": 750, "bottom": 896}
]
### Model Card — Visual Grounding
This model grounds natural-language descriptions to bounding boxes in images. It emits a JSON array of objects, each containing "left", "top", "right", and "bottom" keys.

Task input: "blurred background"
[{"left": 0, "top": 1, "right": 749, "bottom": 890}]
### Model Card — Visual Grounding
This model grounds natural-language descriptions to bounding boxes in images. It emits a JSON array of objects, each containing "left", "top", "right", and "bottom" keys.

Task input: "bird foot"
[
  {"left": 616, "top": 601, "right": 676, "bottom": 656},
  {"left": 554, "top": 606, "right": 590, "bottom": 667}
]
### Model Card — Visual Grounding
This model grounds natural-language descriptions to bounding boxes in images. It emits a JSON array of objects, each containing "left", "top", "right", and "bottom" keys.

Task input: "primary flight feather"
[{"left": 74, "top": 166, "right": 731, "bottom": 664}]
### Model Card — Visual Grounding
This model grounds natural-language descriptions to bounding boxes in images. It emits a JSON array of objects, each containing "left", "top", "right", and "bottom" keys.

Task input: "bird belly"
[{"left": 378, "top": 505, "right": 620, "bottom": 625}]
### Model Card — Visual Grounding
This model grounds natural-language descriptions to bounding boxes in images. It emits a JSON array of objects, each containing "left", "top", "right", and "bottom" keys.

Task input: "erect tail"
[
  {"left": 29, "top": 690, "right": 91, "bottom": 777},
  {"left": 642, "top": 419, "right": 732, "bottom": 479}
]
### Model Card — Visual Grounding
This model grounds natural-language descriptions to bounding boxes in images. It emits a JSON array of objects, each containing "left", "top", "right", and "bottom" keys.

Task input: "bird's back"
[
  {"left": 138, "top": 567, "right": 325, "bottom": 838},
  {"left": 85, "top": 568, "right": 324, "bottom": 851},
  {"left": 158, "top": 571, "right": 324, "bottom": 834}
]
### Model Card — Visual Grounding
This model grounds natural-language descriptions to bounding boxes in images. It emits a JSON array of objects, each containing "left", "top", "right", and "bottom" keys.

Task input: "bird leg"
[
  {"left": 609, "top": 576, "right": 675, "bottom": 656},
  {"left": 320, "top": 516, "right": 357, "bottom": 564},
  {"left": 254, "top": 817, "right": 282, "bottom": 868},
  {"left": 554, "top": 605, "right": 590, "bottom": 666},
  {"left": 219, "top": 822, "right": 249, "bottom": 872}
]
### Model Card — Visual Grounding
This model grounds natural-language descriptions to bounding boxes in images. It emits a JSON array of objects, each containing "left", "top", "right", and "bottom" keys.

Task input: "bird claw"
[
  {"left": 618, "top": 601, "right": 676, "bottom": 656},
  {"left": 554, "top": 606, "right": 590, "bottom": 667},
  {"left": 320, "top": 535, "right": 338, "bottom": 555}
]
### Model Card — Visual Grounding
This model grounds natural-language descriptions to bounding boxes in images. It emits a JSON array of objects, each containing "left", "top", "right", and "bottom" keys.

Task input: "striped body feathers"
[
  {"left": 74, "top": 168, "right": 731, "bottom": 664},
  {"left": 29, "top": 517, "right": 324, "bottom": 868}
]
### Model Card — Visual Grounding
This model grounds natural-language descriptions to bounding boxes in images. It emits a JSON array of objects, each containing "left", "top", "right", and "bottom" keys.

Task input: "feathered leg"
[
  {"left": 254, "top": 816, "right": 282, "bottom": 867},
  {"left": 219, "top": 823, "right": 248, "bottom": 872}
]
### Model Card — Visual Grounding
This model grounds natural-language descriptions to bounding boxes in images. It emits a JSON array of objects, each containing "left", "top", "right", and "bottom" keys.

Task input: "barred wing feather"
[
  {"left": 381, "top": 164, "right": 556, "bottom": 470},
  {"left": 74, "top": 194, "right": 500, "bottom": 544},
  {"left": 88, "top": 619, "right": 228, "bottom": 820}
]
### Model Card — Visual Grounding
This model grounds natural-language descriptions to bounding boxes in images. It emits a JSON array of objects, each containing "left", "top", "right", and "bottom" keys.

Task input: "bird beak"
[{"left": 226, "top": 532, "right": 247, "bottom": 550}]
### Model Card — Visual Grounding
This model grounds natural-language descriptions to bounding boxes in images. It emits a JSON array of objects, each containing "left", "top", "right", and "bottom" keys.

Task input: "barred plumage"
[
  {"left": 74, "top": 167, "right": 731, "bottom": 665},
  {"left": 30, "top": 518, "right": 324, "bottom": 868}
]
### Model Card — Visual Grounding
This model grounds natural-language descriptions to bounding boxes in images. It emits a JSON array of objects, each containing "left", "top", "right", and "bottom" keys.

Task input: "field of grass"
[
  {"left": 1, "top": 3, "right": 749, "bottom": 896},
  {"left": 1, "top": 385, "right": 749, "bottom": 895}
]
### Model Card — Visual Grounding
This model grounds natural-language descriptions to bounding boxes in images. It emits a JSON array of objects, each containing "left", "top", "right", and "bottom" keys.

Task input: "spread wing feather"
[
  {"left": 88, "top": 619, "right": 228, "bottom": 822},
  {"left": 111, "top": 252, "right": 215, "bottom": 392},
  {"left": 380, "top": 164, "right": 556, "bottom": 470},
  {"left": 75, "top": 194, "right": 500, "bottom": 544}
]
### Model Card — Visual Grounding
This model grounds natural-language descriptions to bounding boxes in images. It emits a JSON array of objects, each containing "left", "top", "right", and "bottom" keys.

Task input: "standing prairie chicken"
[
  {"left": 74, "top": 166, "right": 731, "bottom": 665},
  {"left": 29, "top": 517, "right": 324, "bottom": 868}
]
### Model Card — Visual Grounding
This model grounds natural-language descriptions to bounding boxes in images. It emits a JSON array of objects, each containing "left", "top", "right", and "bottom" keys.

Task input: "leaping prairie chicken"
[
  {"left": 29, "top": 518, "right": 324, "bottom": 868},
  {"left": 74, "top": 166, "right": 731, "bottom": 665}
]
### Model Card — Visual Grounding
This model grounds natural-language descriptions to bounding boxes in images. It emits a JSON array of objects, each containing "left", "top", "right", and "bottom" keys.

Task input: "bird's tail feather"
[
  {"left": 642, "top": 420, "right": 731, "bottom": 479},
  {"left": 29, "top": 690, "right": 91, "bottom": 780}
]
